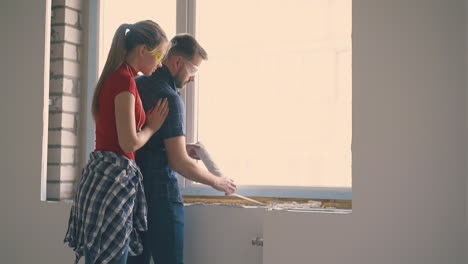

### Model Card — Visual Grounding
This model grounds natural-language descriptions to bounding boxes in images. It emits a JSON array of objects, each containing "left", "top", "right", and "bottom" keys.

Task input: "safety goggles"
[
  {"left": 184, "top": 60, "right": 199, "bottom": 76},
  {"left": 149, "top": 50, "right": 165, "bottom": 63}
]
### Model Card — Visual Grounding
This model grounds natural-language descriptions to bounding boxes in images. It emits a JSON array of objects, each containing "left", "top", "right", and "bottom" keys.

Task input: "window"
[
  {"left": 93, "top": 0, "right": 352, "bottom": 204},
  {"left": 182, "top": 0, "right": 352, "bottom": 201},
  {"left": 98, "top": 0, "right": 176, "bottom": 74}
]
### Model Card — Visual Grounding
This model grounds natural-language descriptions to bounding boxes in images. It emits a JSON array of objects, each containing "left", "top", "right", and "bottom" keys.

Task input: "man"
[{"left": 128, "top": 34, "right": 237, "bottom": 264}]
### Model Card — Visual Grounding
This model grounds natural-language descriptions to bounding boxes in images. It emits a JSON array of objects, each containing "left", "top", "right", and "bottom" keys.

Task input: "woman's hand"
[
  {"left": 146, "top": 98, "right": 169, "bottom": 133},
  {"left": 186, "top": 143, "right": 202, "bottom": 160},
  {"left": 212, "top": 176, "right": 237, "bottom": 195}
]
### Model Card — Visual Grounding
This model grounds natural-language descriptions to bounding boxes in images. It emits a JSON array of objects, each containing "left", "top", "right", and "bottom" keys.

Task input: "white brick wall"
[
  {"left": 47, "top": 182, "right": 75, "bottom": 201},
  {"left": 52, "top": 7, "right": 79, "bottom": 26},
  {"left": 48, "top": 147, "right": 76, "bottom": 164},
  {"left": 50, "top": 43, "right": 79, "bottom": 61},
  {"left": 50, "top": 77, "right": 77, "bottom": 94},
  {"left": 49, "top": 112, "right": 76, "bottom": 129},
  {"left": 49, "top": 95, "right": 80, "bottom": 112},
  {"left": 50, "top": 59, "right": 81, "bottom": 77},
  {"left": 47, "top": 0, "right": 83, "bottom": 200},
  {"left": 48, "top": 130, "right": 78, "bottom": 146},
  {"left": 53, "top": 0, "right": 83, "bottom": 10},
  {"left": 51, "top": 25, "right": 82, "bottom": 44},
  {"left": 47, "top": 165, "right": 78, "bottom": 181}
]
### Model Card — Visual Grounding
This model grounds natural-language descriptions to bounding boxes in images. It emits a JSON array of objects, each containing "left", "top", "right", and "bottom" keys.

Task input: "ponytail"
[
  {"left": 91, "top": 20, "right": 167, "bottom": 120},
  {"left": 91, "top": 24, "right": 130, "bottom": 119}
]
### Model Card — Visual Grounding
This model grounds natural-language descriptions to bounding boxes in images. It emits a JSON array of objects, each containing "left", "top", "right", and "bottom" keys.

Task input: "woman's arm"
[{"left": 114, "top": 91, "right": 167, "bottom": 153}]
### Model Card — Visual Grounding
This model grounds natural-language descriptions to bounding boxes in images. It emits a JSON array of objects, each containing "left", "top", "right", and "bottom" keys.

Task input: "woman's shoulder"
[
  {"left": 109, "top": 65, "right": 134, "bottom": 84},
  {"left": 103, "top": 65, "right": 136, "bottom": 94}
]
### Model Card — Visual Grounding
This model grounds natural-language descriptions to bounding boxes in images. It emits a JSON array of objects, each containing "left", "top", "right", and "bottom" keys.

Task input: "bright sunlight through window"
[
  {"left": 195, "top": 0, "right": 352, "bottom": 188},
  {"left": 99, "top": 0, "right": 176, "bottom": 74}
]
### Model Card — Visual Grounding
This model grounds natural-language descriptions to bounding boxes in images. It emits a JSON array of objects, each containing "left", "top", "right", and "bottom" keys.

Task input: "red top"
[{"left": 95, "top": 63, "right": 146, "bottom": 160}]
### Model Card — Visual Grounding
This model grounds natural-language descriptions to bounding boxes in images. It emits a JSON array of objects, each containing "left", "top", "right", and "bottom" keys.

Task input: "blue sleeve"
[{"left": 158, "top": 94, "right": 185, "bottom": 139}]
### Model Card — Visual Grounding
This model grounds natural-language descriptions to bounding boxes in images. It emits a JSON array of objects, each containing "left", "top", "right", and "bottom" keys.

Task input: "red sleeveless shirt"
[{"left": 95, "top": 63, "right": 146, "bottom": 160}]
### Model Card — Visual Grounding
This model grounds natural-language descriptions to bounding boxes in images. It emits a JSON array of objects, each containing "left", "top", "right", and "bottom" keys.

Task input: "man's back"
[
  {"left": 135, "top": 65, "right": 185, "bottom": 190},
  {"left": 128, "top": 34, "right": 237, "bottom": 264}
]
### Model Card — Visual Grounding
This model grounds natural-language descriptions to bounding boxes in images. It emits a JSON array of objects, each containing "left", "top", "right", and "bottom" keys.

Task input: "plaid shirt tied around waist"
[{"left": 64, "top": 151, "right": 148, "bottom": 264}]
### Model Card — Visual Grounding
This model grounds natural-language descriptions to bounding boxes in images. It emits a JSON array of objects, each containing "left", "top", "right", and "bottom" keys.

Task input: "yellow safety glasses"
[{"left": 148, "top": 50, "right": 165, "bottom": 63}]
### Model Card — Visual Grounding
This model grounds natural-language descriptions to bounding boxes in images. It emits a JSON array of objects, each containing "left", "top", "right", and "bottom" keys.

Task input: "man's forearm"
[{"left": 171, "top": 158, "right": 216, "bottom": 187}]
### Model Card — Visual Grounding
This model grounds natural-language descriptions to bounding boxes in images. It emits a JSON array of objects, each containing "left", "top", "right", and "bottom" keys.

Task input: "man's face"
[{"left": 174, "top": 54, "right": 202, "bottom": 89}]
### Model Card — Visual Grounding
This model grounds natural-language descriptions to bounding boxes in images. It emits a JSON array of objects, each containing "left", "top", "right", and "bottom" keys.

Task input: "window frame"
[
  {"left": 179, "top": 0, "right": 352, "bottom": 200},
  {"left": 84, "top": 0, "right": 100, "bottom": 168},
  {"left": 87, "top": 0, "right": 352, "bottom": 201}
]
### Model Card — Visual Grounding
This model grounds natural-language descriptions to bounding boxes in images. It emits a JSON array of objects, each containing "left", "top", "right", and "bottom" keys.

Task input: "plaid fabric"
[{"left": 64, "top": 151, "right": 147, "bottom": 264}]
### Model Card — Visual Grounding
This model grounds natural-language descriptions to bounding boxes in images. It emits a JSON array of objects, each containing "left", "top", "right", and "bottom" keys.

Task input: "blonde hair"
[{"left": 91, "top": 20, "right": 167, "bottom": 119}]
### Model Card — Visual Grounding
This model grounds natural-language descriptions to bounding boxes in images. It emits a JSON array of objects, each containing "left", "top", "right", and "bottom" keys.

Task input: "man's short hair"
[{"left": 166, "top": 33, "right": 208, "bottom": 61}]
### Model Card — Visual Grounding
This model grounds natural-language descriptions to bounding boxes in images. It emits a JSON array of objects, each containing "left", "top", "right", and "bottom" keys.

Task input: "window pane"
[
  {"left": 99, "top": 0, "right": 176, "bottom": 73},
  {"left": 196, "top": 0, "right": 352, "bottom": 187}
]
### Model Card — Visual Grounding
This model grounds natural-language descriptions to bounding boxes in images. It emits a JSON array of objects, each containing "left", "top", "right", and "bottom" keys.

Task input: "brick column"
[{"left": 47, "top": 0, "right": 83, "bottom": 200}]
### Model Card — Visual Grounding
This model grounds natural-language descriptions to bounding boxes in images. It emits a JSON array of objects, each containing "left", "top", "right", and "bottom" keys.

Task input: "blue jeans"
[
  {"left": 84, "top": 240, "right": 129, "bottom": 264},
  {"left": 127, "top": 200, "right": 184, "bottom": 264}
]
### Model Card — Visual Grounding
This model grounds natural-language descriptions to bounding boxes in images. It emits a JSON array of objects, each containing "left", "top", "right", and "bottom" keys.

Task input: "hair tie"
[{"left": 125, "top": 24, "right": 133, "bottom": 36}]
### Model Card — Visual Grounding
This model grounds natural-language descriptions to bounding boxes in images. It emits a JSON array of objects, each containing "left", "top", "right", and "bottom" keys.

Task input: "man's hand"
[
  {"left": 186, "top": 143, "right": 202, "bottom": 160},
  {"left": 212, "top": 176, "right": 237, "bottom": 195}
]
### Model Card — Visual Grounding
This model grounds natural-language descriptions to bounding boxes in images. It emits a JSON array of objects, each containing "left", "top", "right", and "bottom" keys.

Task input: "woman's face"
[{"left": 139, "top": 41, "right": 169, "bottom": 75}]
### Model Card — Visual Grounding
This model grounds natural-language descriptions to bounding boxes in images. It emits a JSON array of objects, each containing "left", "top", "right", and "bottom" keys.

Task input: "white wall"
[
  {"left": 0, "top": 0, "right": 75, "bottom": 263},
  {"left": 0, "top": 0, "right": 466, "bottom": 264},
  {"left": 466, "top": 0, "right": 468, "bottom": 259}
]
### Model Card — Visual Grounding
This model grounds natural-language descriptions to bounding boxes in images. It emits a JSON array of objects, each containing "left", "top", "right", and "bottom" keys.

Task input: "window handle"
[{"left": 251, "top": 237, "right": 263, "bottom": 247}]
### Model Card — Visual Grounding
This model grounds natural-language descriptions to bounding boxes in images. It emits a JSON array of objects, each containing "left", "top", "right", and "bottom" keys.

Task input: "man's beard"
[
  {"left": 175, "top": 78, "right": 184, "bottom": 88},
  {"left": 174, "top": 70, "right": 186, "bottom": 88},
  {"left": 175, "top": 77, "right": 190, "bottom": 89}
]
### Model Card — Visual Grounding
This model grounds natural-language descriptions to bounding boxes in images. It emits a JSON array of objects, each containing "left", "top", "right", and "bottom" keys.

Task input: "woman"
[{"left": 64, "top": 20, "right": 169, "bottom": 264}]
